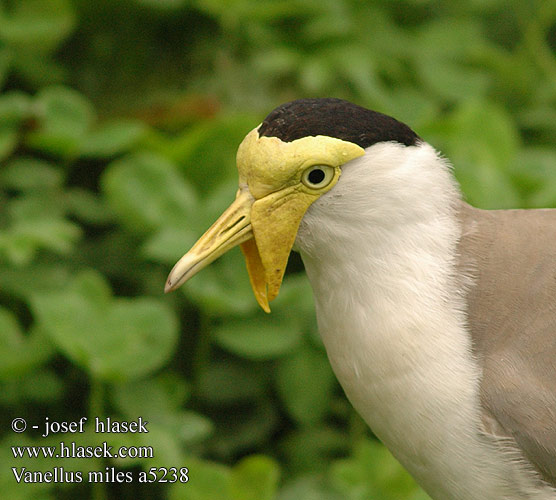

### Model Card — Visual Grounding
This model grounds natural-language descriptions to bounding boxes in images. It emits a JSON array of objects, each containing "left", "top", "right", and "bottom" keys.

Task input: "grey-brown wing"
[{"left": 457, "top": 202, "right": 556, "bottom": 487}]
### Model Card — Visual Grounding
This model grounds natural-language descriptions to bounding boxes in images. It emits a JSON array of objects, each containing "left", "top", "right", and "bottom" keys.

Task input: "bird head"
[{"left": 165, "top": 98, "right": 419, "bottom": 312}]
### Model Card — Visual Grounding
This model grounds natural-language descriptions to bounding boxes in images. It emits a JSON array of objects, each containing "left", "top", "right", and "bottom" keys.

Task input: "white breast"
[{"left": 295, "top": 142, "right": 555, "bottom": 500}]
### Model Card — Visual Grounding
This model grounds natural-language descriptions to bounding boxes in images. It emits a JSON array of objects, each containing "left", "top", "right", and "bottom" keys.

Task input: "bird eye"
[{"left": 301, "top": 165, "right": 335, "bottom": 189}]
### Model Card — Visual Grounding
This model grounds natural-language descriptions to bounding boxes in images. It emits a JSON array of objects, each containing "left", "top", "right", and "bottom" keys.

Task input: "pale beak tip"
[{"left": 164, "top": 278, "right": 176, "bottom": 294}]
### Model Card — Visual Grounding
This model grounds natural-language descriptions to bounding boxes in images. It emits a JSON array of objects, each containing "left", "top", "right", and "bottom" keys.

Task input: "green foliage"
[
  {"left": 31, "top": 269, "right": 178, "bottom": 381},
  {"left": 275, "top": 341, "right": 336, "bottom": 425},
  {"left": 0, "top": 1, "right": 554, "bottom": 499},
  {"left": 331, "top": 440, "right": 432, "bottom": 500}
]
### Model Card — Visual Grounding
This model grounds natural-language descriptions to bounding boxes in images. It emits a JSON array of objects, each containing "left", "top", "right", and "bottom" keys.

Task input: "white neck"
[{"left": 296, "top": 142, "right": 553, "bottom": 499}]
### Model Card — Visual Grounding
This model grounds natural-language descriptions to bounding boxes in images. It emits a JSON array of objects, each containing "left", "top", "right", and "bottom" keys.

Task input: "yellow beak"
[
  {"left": 164, "top": 189, "right": 254, "bottom": 294},
  {"left": 164, "top": 186, "right": 308, "bottom": 313}
]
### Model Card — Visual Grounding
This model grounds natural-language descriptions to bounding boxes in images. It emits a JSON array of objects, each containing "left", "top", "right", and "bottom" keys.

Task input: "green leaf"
[
  {"left": 175, "top": 411, "right": 214, "bottom": 444},
  {"left": 183, "top": 248, "right": 260, "bottom": 316},
  {"left": 278, "top": 476, "right": 344, "bottom": 500},
  {"left": 208, "top": 397, "right": 278, "bottom": 458},
  {"left": 8, "top": 189, "right": 64, "bottom": 219},
  {"left": 141, "top": 412, "right": 213, "bottom": 466},
  {"left": 0, "top": 90, "right": 31, "bottom": 160},
  {"left": 65, "top": 188, "right": 115, "bottom": 225},
  {"left": 415, "top": 19, "right": 487, "bottom": 59},
  {"left": 0, "top": 308, "right": 54, "bottom": 379},
  {"left": 135, "top": 0, "right": 190, "bottom": 9},
  {"left": 35, "top": 86, "right": 95, "bottom": 134},
  {"left": 452, "top": 101, "right": 520, "bottom": 169},
  {"left": 80, "top": 120, "right": 148, "bottom": 158},
  {"left": 113, "top": 375, "right": 191, "bottom": 419},
  {"left": 26, "top": 86, "right": 95, "bottom": 157},
  {"left": 92, "top": 298, "right": 178, "bottom": 380},
  {"left": 0, "top": 48, "right": 11, "bottom": 89},
  {"left": 230, "top": 455, "right": 280, "bottom": 500},
  {"left": 3, "top": 217, "right": 82, "bottom": 263},
  {"left": 422, "top": 101, "right": 521, "bottom": 209},
  {"left": 279, "top": 426, "right": 348, "bottom": 474},
  {"left": 0, "top": 367, "right": 62, "bottom": 404},
  {"left": 0, "top": 0, "right": 76, "bottom": 51},
  {"left": 275, "top": 343, "right": 336, "bottom": 425},
  {"left": 0, "top": 197, "right": 82, "bottom": 264},
  {"left": 419, "top": 60, "right": 489, "bottom": 102},
  {"left": 213, "top": 314, "right": 301, "bottom": 360},
  {"left": 142, "top": 226, "right": 200, "bottom": 265},
  {"left": 102, "top": 152, "right": 198, "bottom": 234},
  {"left": 169, "top": 458, "right": 232, "bottom": 500},
  {"left": 30, "top": 270, "right": 179, "bottom": 381},
  {"left": 159, "top": 115, "right": 258, "bottom": 194},
  {"left": 11, "top": 50, "right": 65, "bottom": 88},
  {"left": 510, "top": 148, "right": 556, "bottom": 208},
  {"left": 331, "top": 439, "right": 431, "bottom": 500},
  {"left": 0, "top": 157, "right": 63, "bottom": 191},
  {"left": 195, "top": 361, "right": 266, "bottom": 405},
  {"left": 0, "top": 262, "right": 73, "bottom": 301},
  {"left": 0, "top": 128, "right": 18, "bottom": 160},
  {"left": 0, "top": 91, "right": 32, "bottom": 126},
  {"left": 0, "top": 434, "right": 57, "bottom": 500},
  {"left": 111, "top": 375, "right": 214, "bottom": 461}
]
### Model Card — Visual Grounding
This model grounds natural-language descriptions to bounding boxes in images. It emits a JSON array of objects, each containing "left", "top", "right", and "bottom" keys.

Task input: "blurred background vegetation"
[{"left": 0, "top": 0, "right": 555, "bottom": 499}]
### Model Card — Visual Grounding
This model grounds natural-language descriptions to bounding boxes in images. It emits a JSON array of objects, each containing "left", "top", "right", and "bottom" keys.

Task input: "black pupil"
[{"left": 308, "top": 168, "right": 325, "bottom": 184}]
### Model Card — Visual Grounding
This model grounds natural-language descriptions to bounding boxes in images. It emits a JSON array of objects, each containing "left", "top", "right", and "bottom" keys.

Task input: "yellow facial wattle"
[{"left": 165, "top": 126, "right": 364, "bottom": 311}]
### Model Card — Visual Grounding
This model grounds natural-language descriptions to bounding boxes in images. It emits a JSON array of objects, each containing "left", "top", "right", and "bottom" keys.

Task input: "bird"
[{"left": 165, "top": 98, "right": 556, "bottom": 500}]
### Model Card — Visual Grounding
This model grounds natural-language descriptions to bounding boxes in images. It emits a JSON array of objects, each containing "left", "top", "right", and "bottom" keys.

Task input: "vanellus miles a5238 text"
[{"left": 166, "top": 98, "right": 556, "bottom": 500}]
